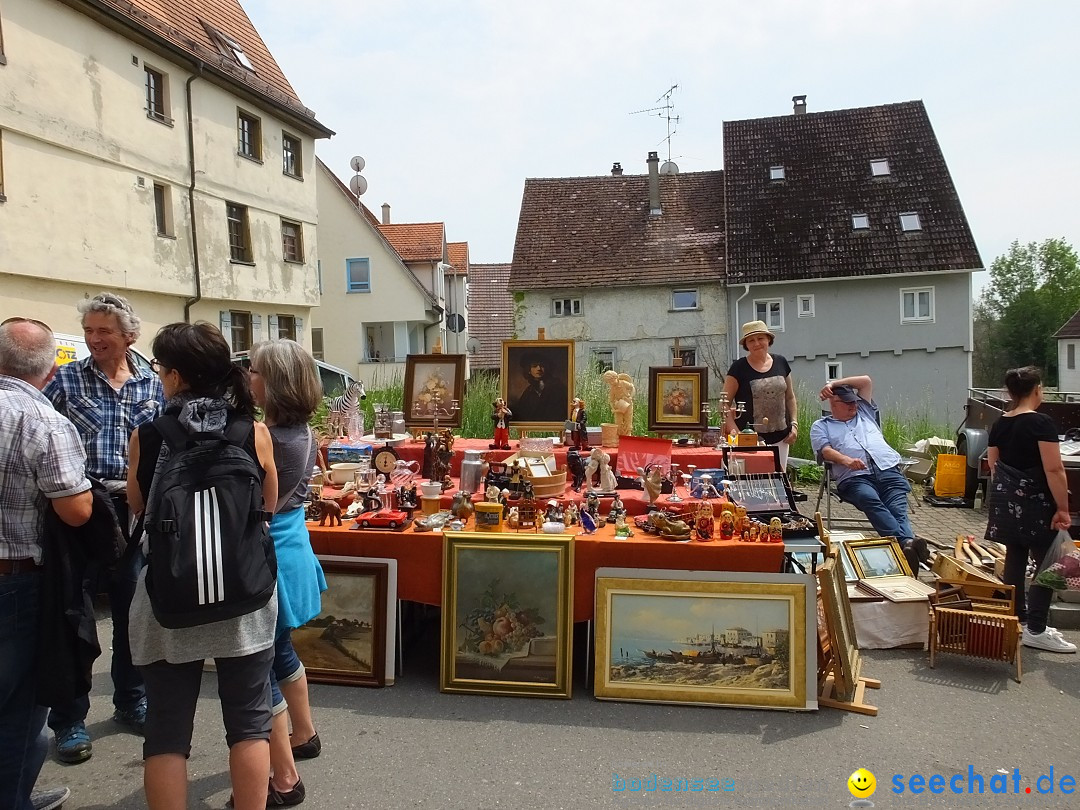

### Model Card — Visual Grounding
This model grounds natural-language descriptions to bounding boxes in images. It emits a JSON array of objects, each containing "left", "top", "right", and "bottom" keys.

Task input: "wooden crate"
[
  {"left": 931, "top": 554, "right": 1002, "bottom": 585},
  {"left": 502, "top": 450, "right": 567, "bottom": 498}
]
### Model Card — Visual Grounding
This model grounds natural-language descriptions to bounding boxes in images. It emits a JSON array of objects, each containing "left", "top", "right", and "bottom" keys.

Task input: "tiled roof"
[
  {"left": 81, "top": 0, "right": 331, "bottom": 136},
  {"left": 509, "top": 170, "right": 725, "bottom": 290},
  {"left": 722, "top": 100, "right": 981, "bottom": 284},
  {"left": 447, "top": 242, "right": 469, "bottom": 275},
  {"left": 377, "top": 223, "right": 446, "bottom": 263},
  {"left": 467, "top": 263, "right": 513, "bottom": 369},
  {"left": 1055, "top": 308, "right": 1080, "bottom": 339}
]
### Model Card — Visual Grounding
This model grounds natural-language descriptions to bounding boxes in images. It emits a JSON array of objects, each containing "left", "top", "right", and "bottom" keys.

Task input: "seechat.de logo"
[{"left": 848, "top": 768, "right": 876, "bottom": 807}]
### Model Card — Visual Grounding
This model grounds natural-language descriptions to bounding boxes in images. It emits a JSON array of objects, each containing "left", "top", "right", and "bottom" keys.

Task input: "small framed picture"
[
  {"left": 403, "top": 354, "right": 466, "bottom": 430},
  {"left": 647, "top": 366, "right": 709, "bottom": 433},
  {"left": 844, "top": 538, "right": 913, "bottom": 579}
]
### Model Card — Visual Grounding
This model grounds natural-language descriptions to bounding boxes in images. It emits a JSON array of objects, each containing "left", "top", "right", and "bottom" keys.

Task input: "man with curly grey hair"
[{"left": 43, "top": 293, "right": 164, "bottom": 764}]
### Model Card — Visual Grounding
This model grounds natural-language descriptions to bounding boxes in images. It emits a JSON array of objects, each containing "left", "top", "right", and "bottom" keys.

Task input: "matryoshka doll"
[
  {"left": 748, "top": 522, "right": 760, "bottom": 543},
  {"left": 769, "top": 516, "right": 784, "bottom": 543},
  {"left": 718, "top": 508, "right": 736, "bottom": 542},
  {"left": 735, "top": 505, "right": 748, "bottom": 533},
  {"left": 695, "top": 501, "right": 714, "bottom": 542}
]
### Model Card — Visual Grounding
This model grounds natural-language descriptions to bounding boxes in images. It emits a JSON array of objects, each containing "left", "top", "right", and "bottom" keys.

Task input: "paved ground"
[{"left": 36, "top": 491, "right": 1080, "bottom": 810}]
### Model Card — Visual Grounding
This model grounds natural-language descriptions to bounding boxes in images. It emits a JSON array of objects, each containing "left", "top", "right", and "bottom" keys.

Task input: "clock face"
[{"left": 374, "top": 447, "right": 399, "bottom": 474}]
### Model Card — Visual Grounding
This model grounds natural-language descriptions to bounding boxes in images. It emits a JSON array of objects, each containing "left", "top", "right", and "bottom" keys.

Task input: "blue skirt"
[{"left": 270, "top": 507, "right": 327, "bottom": 632}]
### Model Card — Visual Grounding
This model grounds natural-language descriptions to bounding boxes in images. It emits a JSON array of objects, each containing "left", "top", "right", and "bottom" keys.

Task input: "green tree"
[{"left": 974, "top": 239, "right": 1080, "bottom": 387}]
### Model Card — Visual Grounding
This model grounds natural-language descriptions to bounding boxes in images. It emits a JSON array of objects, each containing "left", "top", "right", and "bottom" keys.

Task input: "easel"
[{"left": 816, "top": 544, "right": 881, "bottom": 716}]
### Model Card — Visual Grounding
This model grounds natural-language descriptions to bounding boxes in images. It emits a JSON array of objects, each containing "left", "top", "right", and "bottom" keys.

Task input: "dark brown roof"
[
  {"left": 377, "top": 223, "right": 446, "bottom": 262},
  {"left": 509, "top": 171, "right": 725, "bottom": 290},
  {"left": 73, "top": 0, "right": 331, "bottom": 136},
  {"left": 722, "top": 100, "right": 981, "bottom": 284},
  {"left": 467, "top": 263, "right": 513, "bottom": 369},
  {"left": 1055, "top": 308, "right": 1080, "bottom": 339}
]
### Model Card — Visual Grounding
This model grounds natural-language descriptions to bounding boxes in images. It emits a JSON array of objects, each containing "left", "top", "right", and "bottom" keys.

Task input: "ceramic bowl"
[{"left": 328, "top": 463, "right": 362, "bottom": 485}]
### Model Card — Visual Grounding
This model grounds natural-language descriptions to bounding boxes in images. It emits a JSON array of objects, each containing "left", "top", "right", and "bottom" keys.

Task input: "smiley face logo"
[{"left": 847, "top": 768, "right": 876, "bottom": 798}]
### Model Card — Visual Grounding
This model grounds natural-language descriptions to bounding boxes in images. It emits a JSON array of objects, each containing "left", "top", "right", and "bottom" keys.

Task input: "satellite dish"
[
  {"left": 466, "top": 337, "right": 482, "bottom": 355},
  {"left": 660, "top": 160, "right": 680, "bottom": 175},
  {"left": 350, "top": 155, "right": 366, "bottom": 173},
  {"left": 349, "top": 175, "right": 368, "bottom": 196},
  {"left": 446, "top": 313, "right": 466, "bottom": 334}
]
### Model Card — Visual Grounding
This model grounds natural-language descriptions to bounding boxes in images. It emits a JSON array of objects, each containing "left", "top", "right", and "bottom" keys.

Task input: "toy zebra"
[{"left": 327, "top": 380, "right": 367, "bottom": 438}]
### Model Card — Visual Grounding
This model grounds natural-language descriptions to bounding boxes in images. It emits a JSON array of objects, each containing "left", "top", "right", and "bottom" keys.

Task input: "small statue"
[
  {"left": 564, "top": 502, "right": 579, "bottom": 526},
  {"left": 450, "top": 490, "right": 475, "bottom": 523},
  {"left": 718, "top": 509, "right": 736, "bottom": 542},
  {"left": 490, "top": 398, "right": 512, "bottom": 450},
  {"left": 585, "top": 446, "right": 617, "bottom": 493},
  {"left": 361, "top": 484, "right": 383, "bottom": 514},
  {"left": 485, "top": 483, "right": 501, "bottom": 503},
  {"left": 695, "top": 501, "right": 714, "bottom": 541},
  {"left": 441, "top": 474, "right": 454, "bottom": 493},
  {"left": 639, "top": 464, "right": 664, "bottom": 507},
  {"left": 567, "top": 448, "right": 587, "bottom": 491},
  {"left": 314, "top": 498, "right": 343, "bottom": 527},
  {"left": 601, "top": 369, "right": 636, "bottom": 437},
  {"left": 607, "top": 493, "right": 626, "bottom": 524},
  {"left": 544, "top": 499, "right": 564, "bottom": 524},
  {"left": 585, "top": 492, "right": 602, "bottom": 525},
  {"left": 568, "top": 397, "right": 588, "bottom": 450},
  {"left": 769, "top": 516, "right": 784, "bottom": 543},
  {"left": 579, "top": 509, "right": 598, "bottom": 535},
  {"left": 507, "top": 506, "right": 520, "bottom": 529},
  {"left": 613, "top": 514, "right": 633, "bottom": 538},
  {"left": 499, "top": 488, "right": 511, "bottom": 518}
]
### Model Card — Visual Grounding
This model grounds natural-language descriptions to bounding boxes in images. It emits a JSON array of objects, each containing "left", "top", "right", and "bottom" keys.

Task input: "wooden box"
[
  {"left": 931, "top": 554, "right": 1002, "bottom": 585},
  {"left": 502, "top": 450, "right": 567, "bottom": 498}
]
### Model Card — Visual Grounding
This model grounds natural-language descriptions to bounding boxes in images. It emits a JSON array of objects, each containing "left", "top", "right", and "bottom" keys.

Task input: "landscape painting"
[
  {"left": 291, "top": 559, "right": 388, "bottom": 687},
  {"left": 594, "top": 573, "right": 813, "bottom": 710}
]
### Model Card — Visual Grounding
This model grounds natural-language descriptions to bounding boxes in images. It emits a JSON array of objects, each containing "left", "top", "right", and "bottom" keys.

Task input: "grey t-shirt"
[{"left": 269, "top": 424, "right": 318, "bottom": 513}]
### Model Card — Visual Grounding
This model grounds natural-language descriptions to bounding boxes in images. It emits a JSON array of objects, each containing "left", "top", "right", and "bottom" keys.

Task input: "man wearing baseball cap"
[{"left": 811, "top": 375, "right": 921, "bottom": 572}]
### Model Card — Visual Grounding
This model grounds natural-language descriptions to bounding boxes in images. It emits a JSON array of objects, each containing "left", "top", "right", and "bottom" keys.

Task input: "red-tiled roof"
[
  {"left": 509, "top": 170, "right": 725, "bottom": 290},
  {"left": 467, "top": 263, "right": 513, "bottom": 369},
  {"left": 79, "top": 0, "right": 331, "bottom": 136},
  {"left": 722, "top": 100, "right": 981, "bottom": 284},
  {"left": 1055, "top": 308, "right": 1080, "bottom": 339},
  {"left": 378, "top": 223, "right": 446, "bottom": 263},
  {"left": 447, "top": 242, "right": 469, "bottom": 275}
]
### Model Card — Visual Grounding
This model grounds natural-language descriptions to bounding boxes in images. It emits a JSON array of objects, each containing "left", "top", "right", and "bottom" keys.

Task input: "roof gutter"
[
  {"left": 730, "top": 283, "right": 750, "bottom": 365},
  {"left": 182, "top": 66, "right": 203, "bottom": 323}
]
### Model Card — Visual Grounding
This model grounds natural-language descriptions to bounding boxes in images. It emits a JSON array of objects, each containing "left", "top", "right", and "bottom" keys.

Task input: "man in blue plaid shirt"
[{"left": 44, "top": 293, "right": 164, "bottom": 764}]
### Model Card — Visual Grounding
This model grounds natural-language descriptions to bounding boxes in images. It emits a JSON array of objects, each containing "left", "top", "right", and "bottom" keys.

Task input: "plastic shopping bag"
[{"left": 1033, "top": 530, "right": 1080, "bottom": 592}]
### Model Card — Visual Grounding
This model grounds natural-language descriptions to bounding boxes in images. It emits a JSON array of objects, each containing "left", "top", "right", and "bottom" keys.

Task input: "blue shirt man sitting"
[{"left": 810, "top": 375, "right": 921, "bottom": 571}]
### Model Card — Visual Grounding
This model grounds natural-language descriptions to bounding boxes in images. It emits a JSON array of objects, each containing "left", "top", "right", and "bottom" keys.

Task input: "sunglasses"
[
  {"left": 94, "top": 293, "right": 133, "bottom": 312},
  {"left": 150, "top": 358, "right": 169, "bottom": 373},
  {"left": 2, "top": 316, "right": 53, "bottom": 332}
]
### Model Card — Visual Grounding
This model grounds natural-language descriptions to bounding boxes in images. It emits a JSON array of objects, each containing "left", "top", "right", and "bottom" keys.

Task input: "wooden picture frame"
[
  {"left": 593, "top": 568, "right": 816, "bottom": 711},
  {"left": 441, "top": 531, "right": 574, "bottom": 698},
  {"left": 647, "top": 366, "right": 709, "bottom": 433},
  {"left": 291, "top": 558, "right": 388, "bottom": 687},
  {"left": 403, "top": 353, "right": 466, "bottom": 430},
  {"left": 844, "top": 537, "right": 913, "bottom": 579},
  {"left": 501, "top": 340, "right": 575, "bottom": 430},
  {"left": 816, "top": 556, "right": 861, "bottom": 702}
]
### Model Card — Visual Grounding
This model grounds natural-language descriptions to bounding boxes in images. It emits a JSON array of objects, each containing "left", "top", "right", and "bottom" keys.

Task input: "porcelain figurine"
[{"left": 601, "top": 369, "right": 636, "bottom": 437}]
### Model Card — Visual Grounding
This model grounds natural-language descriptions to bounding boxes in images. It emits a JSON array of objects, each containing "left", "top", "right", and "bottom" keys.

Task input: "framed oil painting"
[
  {"left": 647, "top": 366, "right": 708, "bottom": 433},
  {"left": 291, "top": 558, "right": 389, "bottom": 687},
  {"left": 593, "top": 568, "right": 816, "bottom": 710},
  {"left": 816, "top": 556, "right": 861, "bottom": 702},
  {"left": 441, "top": 531, "right": 574, "bottom": 698},
  {"left": 501, "top": 340, "right": 575, "bottom": 430},
  {"left": 844, "top": 537, "right": 913, "bottom": 579},
  {"left": 403, "top": 353, "right": 466, "bottom": 430}
]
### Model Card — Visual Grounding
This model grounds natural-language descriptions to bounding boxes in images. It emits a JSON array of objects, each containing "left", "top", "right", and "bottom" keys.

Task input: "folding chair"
[{"left": 814, "top": 461, "right": 876, "bottom": 533}]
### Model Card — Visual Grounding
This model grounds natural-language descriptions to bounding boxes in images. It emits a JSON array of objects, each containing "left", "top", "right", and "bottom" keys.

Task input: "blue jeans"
[
  {"left": 48, "top": 544, "right": 146, "bottom": 730},
  {"left": 0, "top": 571, "right": 48, "bottom": 810},
  {"left": 269, "top": 629, "right": 303, "bottom": 712},
  {"left": 837, "top": 465, "right": 914, "bottom": 542}
]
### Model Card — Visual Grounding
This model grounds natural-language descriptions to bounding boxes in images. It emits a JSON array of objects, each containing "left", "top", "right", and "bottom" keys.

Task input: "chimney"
[
  {"left": 647, "top": 152, "right": 661, "bottom": 216},
  {"left": 611, "top": 162, "right": 623, "bottom": 176},
  {"left": 792, "top": 94, "right": 807, "bottom": 115},
  {"left": 381, "top": 203, "right": 391, "bottom": 224}
]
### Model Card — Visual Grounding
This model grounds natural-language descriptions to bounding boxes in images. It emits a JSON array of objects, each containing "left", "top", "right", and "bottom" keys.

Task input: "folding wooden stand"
[{"left": 816, "top": 551, "right": 881, "bottom": 716}]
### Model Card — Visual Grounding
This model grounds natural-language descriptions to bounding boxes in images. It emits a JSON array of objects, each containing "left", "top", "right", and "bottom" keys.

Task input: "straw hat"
[{"left": 739, "top": 320, "right": 775, "bottom": 349}]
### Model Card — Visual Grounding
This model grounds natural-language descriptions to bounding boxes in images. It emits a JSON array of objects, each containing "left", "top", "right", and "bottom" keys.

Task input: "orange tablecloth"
[{"left": 307, "top": 521, "right": 784, "bottom": 622}]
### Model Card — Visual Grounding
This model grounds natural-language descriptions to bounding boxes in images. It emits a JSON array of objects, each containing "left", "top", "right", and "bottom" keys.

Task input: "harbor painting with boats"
[{"left": 606, "top": 592, "right": 792, "bottom": 691}]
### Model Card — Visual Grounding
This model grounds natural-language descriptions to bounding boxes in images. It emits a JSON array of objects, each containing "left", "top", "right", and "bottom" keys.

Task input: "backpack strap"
[
  {"left": 224, "top": 415, "right": 256, "bottom": 448},
  {"left": 154, "top": 414, "right": 192, "bottom": 453}
]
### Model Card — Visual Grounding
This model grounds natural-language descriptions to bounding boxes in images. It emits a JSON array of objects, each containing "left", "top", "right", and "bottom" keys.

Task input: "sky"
[{"left": 243, "top": 0, "right": 1080, "bottom": 298}]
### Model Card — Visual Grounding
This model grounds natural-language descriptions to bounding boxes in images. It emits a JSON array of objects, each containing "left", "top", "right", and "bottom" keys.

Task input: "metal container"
[{"left": 460, "top": 449, "right": 486, "bottom": 493}]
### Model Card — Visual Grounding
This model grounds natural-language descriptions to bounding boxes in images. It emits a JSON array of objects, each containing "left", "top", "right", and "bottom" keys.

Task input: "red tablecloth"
[{"left": 307, "top": 520, "right": 784, "bottom": 623}]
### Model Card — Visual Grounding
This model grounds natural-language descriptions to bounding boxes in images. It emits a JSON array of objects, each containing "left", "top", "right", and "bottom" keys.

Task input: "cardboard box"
[
  {"left": 902, "top": 456, "right": 934, "bottom": 484},
  {"left": 326, "top": 440, "right": 372, "bottom": 464}
]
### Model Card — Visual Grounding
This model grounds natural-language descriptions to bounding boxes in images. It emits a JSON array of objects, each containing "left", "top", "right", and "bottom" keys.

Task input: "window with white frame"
[
  {"left": 591, "top": 348, "right": 615, "bottom": 373},
  {"left": 282, "top": 132, "right": 302, "bottom": 178},
  {"left": 900, "top": 211, "right": 922, "bottom": 232},
  {"left": 144, "top": 65, "right": 171, "bottom": 124},
  {"left": 754, "top": 299, "right": 784, "bottom": 331},
  {"left": 281, "top": 218, "right": 303, "bottom": 262},
  {"left": 900, "top": 287, "right": 934, "bottom": 323},
  {"left": 230, "top": 310, "right": 253, "bottom": 353},
  {"left": 769, "top": 165, "right": 785, "bottom": 181},
  {"left": 237, "top": 109, "right": 262, "bottom": 160},
  {"left": 826, "top": 362, "right": 842, "bottom": 381},
  {"left": 797, "top": 294, "right": 815, "bottom": 317},
  {"left": 552, "top": 298, "right": 582, "bottom": 317},
  {"left": 346, "top": 258, "right": 371, "bottom": 293},
  {"left": 851, "top": 213, "right": 870, "bottom": 230},
  {"left": 870, "top": 159, "right": 891, "bottom": 176},
  {"left": 276, "top": 314, "right": 297, "bottom": 341},
  {"left": 671, "top": 289, "right": 698, "bottom": 310}
]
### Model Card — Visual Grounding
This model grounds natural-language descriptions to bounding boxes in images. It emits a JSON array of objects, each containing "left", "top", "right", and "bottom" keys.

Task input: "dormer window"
[
  {"left": 870, "top": 159, "right": 891, "bottom": 177},
  {"left": 769, "top": 165, "right": 785, "bottom": 181},
  {"left": 202, "top": 20, "right": 255, "bottom": 71},
  {"left": 900, "top": 212, "right": 922, "bottom": 232},
  {"left": 852, "top": 213, "right": 870, "bottom": 230}
]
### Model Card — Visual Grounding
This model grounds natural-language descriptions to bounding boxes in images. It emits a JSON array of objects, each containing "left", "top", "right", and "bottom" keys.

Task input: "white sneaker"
[{"left": 1022, "top": 627, "right": 1077, "bottom": 653}]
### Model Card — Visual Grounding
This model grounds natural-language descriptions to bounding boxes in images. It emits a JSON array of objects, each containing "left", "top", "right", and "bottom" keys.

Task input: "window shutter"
[
  {"left": 295, "top": 317, "right": 304, "bottom": 345},
  {"left": 219, "top": 311, "right": 232, "bottom": 349},
  {"left": 268, "top": 314, "right": 279, "bottom": 340},
  {"left": 251, "top": 313, "right": 263, "bottom": 342}
]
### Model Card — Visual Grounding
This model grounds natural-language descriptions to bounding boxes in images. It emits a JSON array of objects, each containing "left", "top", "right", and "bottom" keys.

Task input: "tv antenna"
[{"left": 630, "top": 84, "right": 680, "bottom": 162}]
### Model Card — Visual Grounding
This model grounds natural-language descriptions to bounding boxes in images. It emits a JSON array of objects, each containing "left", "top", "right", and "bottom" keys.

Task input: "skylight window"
[
  {"left": 202, "top": 20, "right": 256, "bottom": 71},
  {"left": 900, "top": 212, "right": 922, "bottom": 232},
  {"left": 870, "top": 159, "right": 891, "bottom": 176},
  {"left": 769, "top": 165, "right": 785, "bottom": 181},
  {"left": 852, "top": 213, "right": 870, "bottom": 230}
]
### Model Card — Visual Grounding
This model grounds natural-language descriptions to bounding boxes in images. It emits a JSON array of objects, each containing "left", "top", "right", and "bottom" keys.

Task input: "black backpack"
[{"left": 143, "top": 414, "right": 277, "bottom": 629}]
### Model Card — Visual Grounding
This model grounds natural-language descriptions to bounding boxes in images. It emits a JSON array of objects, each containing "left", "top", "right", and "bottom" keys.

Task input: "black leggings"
[{"left": 1002, "top": 539, "right": 1054, "bottom": 634}]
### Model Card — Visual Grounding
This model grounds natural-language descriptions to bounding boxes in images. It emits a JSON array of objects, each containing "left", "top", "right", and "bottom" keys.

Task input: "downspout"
[
  {"left": 730, "top": 283, "right": 750, "bottom": 364},
  {"left": 182, "top": 65, "right": 204, "bottom": 323}
]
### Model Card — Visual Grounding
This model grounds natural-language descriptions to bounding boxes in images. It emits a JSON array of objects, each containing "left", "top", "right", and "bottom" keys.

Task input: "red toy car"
[{"left": 353, "top": 509, "right": 409, "bottom": 530}]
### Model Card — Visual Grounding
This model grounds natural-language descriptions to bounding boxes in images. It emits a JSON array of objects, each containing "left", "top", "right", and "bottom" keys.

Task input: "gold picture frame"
[
  {"left": 440, "top": 531, "right": 574, "bottom": 698},
  {"left": 403, "top": 353, "right": 466, "bottom": 430},
  {"left": 844, "top": 537, "right": 913, "bottom": 579},
  {"left": 647, "top": 366, "right": 709, "bottom": 433},
  {"left": 593, "top": 569, "right": 815, "bottom": 710},
  {"left": 501, "top": 340, "right": 575, "bottom": 430},
  {"left": 816, "top": 556, "right": 861, "bottom": 702}
]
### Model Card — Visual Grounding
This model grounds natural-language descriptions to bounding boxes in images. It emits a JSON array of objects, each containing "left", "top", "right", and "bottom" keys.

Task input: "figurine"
[
  {"left": 584, "top": 446, "right": 617, "bottom": 493},
  {"left": 313, "top": 498, "right": 343, "bottom": 527},
  {"left": 564, "top": 502, "right": 579, "bottom": 526},
  {"left": 585, "top": 492, "right": 602, "bottom": 525},
  {"left": 613, "top": 514, "right": 633, "bottom": 538},
  {"left": 647, "top": 511, "right": 692, "bottom": 540},
  {"left": 422, "top": 431, "right": 438, "bottom": 480},
  {"left": 499, "top": 488, "right": 511, "bottom": 518},
  {"left": 639, "top": 464, "right": 664, "bottom": 507},
  {"left": 735, "top": 505, "right": 748, "bottom": 533},
  {"left": 567, "top": 448, "right": 587, "bottom": 491},
  {"left": 486, "top": 483, "right": 501, "bottom": 503},
  {"left": 718, "top": 509, "right": 735, "bottom": 542},
  {"left": 507, "top": 506, "right": 520, "bottom": 529},
  {"left": 601, "top": 370, "right": 636, "bottom": 437},
  {"left": 695, "top": 501, "right": 714, "bottom": 541},
  {"left": 769, "top": 516, "right": 784, "bottom": 543},
  {"left": 568, "top": 397, "right": 589, "bottom": 450},
  {"left": 579, "top": 509, "right": 598, "bottom": 535},
  {"left": 450, "top": 490, "right": 475, "bottom": 524},
  {"left": 607, "top": 492, "right": 626, "bottom": 524},
  {"left": 490, "top": 398, "right": 512, "bottom": 450},
  {"left": 361, "top": 484, "right": 383, "bottom": 514},
  {"left": 544, "top": 499, "right": 564, "bottom": 524}
]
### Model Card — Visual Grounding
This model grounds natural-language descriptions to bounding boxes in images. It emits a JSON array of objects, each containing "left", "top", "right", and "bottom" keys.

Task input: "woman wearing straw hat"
[{"left": 722, "top": 320, "right": 798, "bottom": 468}]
